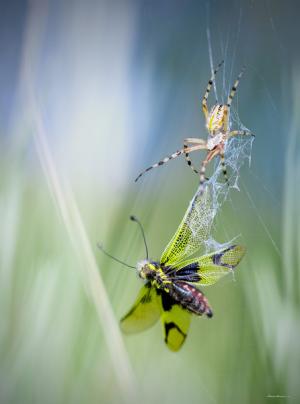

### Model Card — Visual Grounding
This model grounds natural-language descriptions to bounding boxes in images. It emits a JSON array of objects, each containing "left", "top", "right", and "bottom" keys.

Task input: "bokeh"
[{"left": 0, "top": 1, "right": 299, "bottom": 403}]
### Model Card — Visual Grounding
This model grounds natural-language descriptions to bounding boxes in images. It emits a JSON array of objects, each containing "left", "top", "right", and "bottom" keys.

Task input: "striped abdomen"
[{"left": 169, "top": 282, "right": 213, "bottom": 317}]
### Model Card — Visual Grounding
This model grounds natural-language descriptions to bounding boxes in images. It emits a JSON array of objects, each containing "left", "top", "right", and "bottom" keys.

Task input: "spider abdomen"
[{"left": 207, "top": 104, "right": 228, "bottom": 134}]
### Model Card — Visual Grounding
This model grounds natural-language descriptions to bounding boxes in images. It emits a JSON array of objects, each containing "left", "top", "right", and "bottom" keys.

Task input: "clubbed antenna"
[
  {"left": 130, "top": 215, "right": 149, "bottom": 260},
  {"left": 97, "top": 243, "right": 135, "bottom": 269}
]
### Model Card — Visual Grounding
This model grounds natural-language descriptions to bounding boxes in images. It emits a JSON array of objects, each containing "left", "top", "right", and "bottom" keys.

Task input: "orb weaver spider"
[{"left": 135, "top": 60, "right": 254, "bottom": 191}]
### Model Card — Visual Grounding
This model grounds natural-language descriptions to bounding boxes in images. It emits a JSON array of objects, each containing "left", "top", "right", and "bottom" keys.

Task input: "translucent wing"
[
  {"left": 120, "top": 283, "right": 160, "bottom": 334},
  {"left": 172, "top": 245, "right": 246, "bottom": 286},
  {"left": 160, "top": 291, "right": 191, "bottom": 352},
  {"left": 160, "top": 187, "right": 215, "bottom": 266}
]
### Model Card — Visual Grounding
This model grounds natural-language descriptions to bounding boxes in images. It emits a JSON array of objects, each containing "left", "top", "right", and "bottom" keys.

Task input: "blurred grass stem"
[{"left": 20, "top": 0, "right": 136, "bottom": 400}]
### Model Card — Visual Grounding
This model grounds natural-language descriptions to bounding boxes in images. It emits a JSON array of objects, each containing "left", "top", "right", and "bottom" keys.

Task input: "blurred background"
[{"left": 0, "top": 0, "right": 299, "bottom": 403}]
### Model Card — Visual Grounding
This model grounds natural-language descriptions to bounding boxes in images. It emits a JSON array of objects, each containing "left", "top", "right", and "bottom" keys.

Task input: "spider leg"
[
  {"left": 220, "top": 150, "right": 229, "bottom": 185},
  {"left": 198, "top": 148, "right": 220, "bottom": 194},
  {"left": 202, "top": 60, "right": 224, "bottom": 119},
  {"left": 184, "top": 137, "right": 207, "bottom": 145},
  {"left": 226, "top": 66, "right": 245, "bottom": 109},
  {"left": 134, "top": 144, "right": 206, "bottom": 182},
  {"left": 183, "top": 138, "right": 207, "bottom": 175},
  {"left": 228, "top": 130, "right": 254, "bottom": 138}
]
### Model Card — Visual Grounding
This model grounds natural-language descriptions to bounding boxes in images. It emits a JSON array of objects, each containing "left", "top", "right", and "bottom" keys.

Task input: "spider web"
[
  {"left": 178, "top": 71, "right": 255, "bottom": 257},
  {"left": 206, "top": 119, "right": 254, "bottom": 210},
  {"left": 195, "top": 130, "right": 254, "bottom": 254},
  {"left": 191, "top": 4, "right": 255, "bottom": 254},
  {"left": 177, "top": 116, "right": 254, "bottom": 260},
  {"left": 189, "top": 97, "right": 254, "bottom": 254}
]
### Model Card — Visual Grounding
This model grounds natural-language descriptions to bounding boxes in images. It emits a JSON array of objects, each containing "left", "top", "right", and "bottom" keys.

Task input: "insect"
[
  {"left": 135, "top": 61, "right": 254, "bottom": 193},
  {"left": 98, "top": 188, "right": 245, "bottom": 351}
]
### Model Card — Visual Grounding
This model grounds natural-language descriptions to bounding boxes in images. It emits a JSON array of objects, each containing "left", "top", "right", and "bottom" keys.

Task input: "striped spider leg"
[
  {"left": 135, "top": 60, "right": 253, "bottom": 186},
  {"left": 186, "top": 62, "right": 254, "bottom": 192},
  {"left": 134, "top": 143, "right": 207, "bottom": 183}
]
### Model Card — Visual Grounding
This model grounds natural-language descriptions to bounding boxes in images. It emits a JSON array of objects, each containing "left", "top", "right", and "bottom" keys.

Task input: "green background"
[{"left": 0, "top": 1, "right": 299, "bottom": 403}]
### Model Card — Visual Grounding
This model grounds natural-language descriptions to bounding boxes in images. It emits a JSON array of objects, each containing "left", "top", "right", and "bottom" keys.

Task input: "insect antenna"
[
  {"left": 97, "top": 243, "right": 136, "bottom": 269},
  {"left": 130, "top": 215, "right": 149, "bottom": 260}
]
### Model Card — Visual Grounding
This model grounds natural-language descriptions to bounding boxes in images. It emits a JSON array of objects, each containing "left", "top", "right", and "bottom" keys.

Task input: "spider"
[{"left": 135, "top": 60, "right": 254, "bottom": 191}]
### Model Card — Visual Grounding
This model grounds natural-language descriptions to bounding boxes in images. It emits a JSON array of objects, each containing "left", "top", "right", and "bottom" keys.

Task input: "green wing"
[
  {"left": 120, "top": 284, "right": 160, "bottom": 334},
  {"left": 174, "top": 245, "right": 246, "bottom": 286},
  {"left": 160, "top": 292, "right": 191, "bottom": 352},
  {"left": 160, "top": 187, "right": 215, "bottom": 266}
]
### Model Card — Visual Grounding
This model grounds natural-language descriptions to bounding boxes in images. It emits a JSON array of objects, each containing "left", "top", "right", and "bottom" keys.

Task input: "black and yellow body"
[
  {"left": 121, "top": 260, "right": 214, "bottom": 351},
  {"left": 138, "top": 260, "right": 212, "bottom": 317},
  {"left": 120, "top": 190, "right": 246, "bottom": 351}
]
